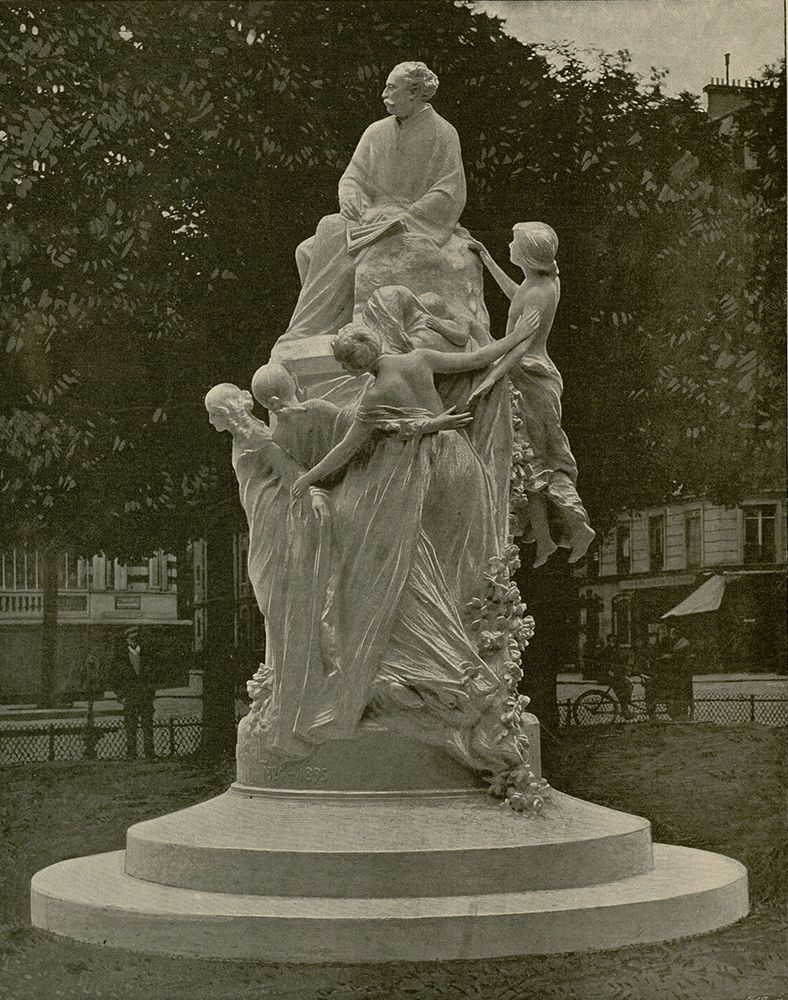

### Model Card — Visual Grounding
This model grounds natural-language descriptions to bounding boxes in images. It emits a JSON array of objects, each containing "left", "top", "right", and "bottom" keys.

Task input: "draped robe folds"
[
  {"left": 361, "top": 285, "right": 468, "bottom": 354},
  {"left": 279, "top": 106, "right": 467, "bottom": 344},
  {"left": 338, "top": 105, "right": 466, "bottom": 245},
  {"left": 353, "top": 284, "right": 515, "bottom": 548},
  {"left": 236, "top": 402, "right": 501, "bottom": 756},
  {"left": 234, "top": 400, "right": 349, "bottom": 758},
  {"left": 301, "top": 407, "right": 501, "bottom": 744},
  {"left": 508, "top": 350, "right": 590, "bottom": 529}
]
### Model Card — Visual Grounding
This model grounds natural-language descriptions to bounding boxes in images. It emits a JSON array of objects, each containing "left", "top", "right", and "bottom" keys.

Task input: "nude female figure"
[{"left": 468, "top": 222, "right": 595, "bottom": 566}]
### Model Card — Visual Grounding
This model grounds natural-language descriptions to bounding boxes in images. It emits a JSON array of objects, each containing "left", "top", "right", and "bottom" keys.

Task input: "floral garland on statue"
[
  {"left": 459, "top": 381, "right": 554, "bottom": 813},
  {"left": 465, "top": 543, "right": 550, "bottom": 813},
  {"left": 509, "top": 383, "right": 535, "bottom": 539}
]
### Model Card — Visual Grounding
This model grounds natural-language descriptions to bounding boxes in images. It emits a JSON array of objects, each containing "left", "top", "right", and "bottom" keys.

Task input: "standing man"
[
  {"left": 601, "top": 633, "right": 634, "bottom": 719},
  {"left": 112, "top": 625, "right": 158, "bottom": 759},
  {"left": 274, "top": 61, "right": 467, "bottom": 347},
  {"left": 656, "top": 624, "right": 694, "bottom": 721}
]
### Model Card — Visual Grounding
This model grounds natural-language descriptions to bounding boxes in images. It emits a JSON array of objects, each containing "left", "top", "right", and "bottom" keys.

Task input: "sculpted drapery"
[
  {"left": 210, "top": 63, "right": 547, "bottom": 808},
  {"left": 231, "top": 390, "right": 502, "bottom": 758},
  {"left": 338, "top": 105, "right": 466, "bottom": 245}
]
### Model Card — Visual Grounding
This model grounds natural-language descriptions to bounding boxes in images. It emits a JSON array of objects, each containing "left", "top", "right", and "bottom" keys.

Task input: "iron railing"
[
  {"left": 0, "top": 715, "right": 202, "bottom": 765},
  {"left": 1, "top": 697, "right": 784, "bottom": 764},
  {"left": 559, "top": 695, "right": 787, "bottom": 727}
]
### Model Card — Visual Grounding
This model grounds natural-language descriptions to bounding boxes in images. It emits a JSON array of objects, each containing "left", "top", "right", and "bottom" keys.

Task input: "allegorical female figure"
[
  {"left": 289, "top": 322, "right": 528, "bottom": 741},
  {"left": 468, "top": 222, "right": 595, "bottom": 567},
  {"left": 204, "top": 380, "right": 339, "bottom": 758},
  {"left": 206, "top": 366, "right": 478, "bottom": 759}
]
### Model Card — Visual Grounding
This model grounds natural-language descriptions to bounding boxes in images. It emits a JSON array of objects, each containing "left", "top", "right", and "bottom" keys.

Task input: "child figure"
[
  {"left": 204, "top": 381, "right": 330, "bottom": 525},
  {"left": 468, "top": 222, "right": 595, "bottom": 567},
  {"left": 250, "top": 362, "right": 350, "bottom": 491}
]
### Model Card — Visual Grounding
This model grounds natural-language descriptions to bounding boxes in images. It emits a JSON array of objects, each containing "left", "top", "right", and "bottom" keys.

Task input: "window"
[
  {"left": 648, "top": 515, "right": 665, "bottom": 571},
  {"left": 1, "top": 550, "right": 17, "bottom": 589},
  {"left": 236, "top": 534, "right": 250, "bottom": 598},
  {"left": 685, "top": 510, "right": 702, "bottom": 568},
  {"left": 127, "top": 565, "right": 150, "bottom": 591},
  {"left": 616, "top": 521, "right": 631, "bottom": 575},
  {"left": 743, "top": 505, "right": 777, "bottom": 563},
  {"left": 612, "top": 593, "right": 632, "bottom": 645},
  {"left": 58, "top": 552, "right": 79, "bottom": 590}
]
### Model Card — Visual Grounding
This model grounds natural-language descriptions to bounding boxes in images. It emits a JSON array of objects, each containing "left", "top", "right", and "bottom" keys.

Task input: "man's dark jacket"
[{"left": 111, "top": 638, "right": 159, "bottom": 702}]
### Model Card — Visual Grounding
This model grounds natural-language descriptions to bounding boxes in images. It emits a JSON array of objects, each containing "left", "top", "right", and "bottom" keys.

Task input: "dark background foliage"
[{"left": 0, "top": 1, "right": 784, "bottom": 711}]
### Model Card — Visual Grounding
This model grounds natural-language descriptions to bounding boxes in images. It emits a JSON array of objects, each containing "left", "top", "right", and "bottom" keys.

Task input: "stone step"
[
  {"left": 31, "top": 844, "right": 748, "bottom": 963},
  {"left": 124, "top": 787, "right": 653, "bottom": 897}
]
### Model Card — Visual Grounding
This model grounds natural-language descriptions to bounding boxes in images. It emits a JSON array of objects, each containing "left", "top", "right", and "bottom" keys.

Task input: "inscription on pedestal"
[{"left": 255, "top": 754, "right": 329, "bottom": 787}]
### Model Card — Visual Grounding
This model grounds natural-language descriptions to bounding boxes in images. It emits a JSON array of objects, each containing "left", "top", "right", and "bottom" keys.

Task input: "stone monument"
[{"left": 31, "top": 61, "right": 747, "bottom": 962}]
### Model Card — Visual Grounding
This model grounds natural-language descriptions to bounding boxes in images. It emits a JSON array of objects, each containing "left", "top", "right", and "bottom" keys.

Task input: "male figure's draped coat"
[{"left": 278, "top": 106, "right": 466, "bottom": 345}]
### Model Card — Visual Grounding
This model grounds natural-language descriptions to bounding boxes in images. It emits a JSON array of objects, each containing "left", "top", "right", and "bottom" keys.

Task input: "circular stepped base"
[
  {"left": 124, "top": 788, "right": 653, "bottom": 897},
  {"left": 29, "top": 725, "right": 749, "bottom": 962},
  {"left": 31, "top": 844, "right": 747, "bottom": 963}
]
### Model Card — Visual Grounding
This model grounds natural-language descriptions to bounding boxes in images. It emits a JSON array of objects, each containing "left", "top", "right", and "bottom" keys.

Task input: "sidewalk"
[
  {"left": 0, "top": 670, "right": 204, "bottom": 726},
  {"left": 4, "top": 673, "right": 785, "bottom": 727},
  {"left": 557, "top": 672, "right": 787, "bottom": 703}
]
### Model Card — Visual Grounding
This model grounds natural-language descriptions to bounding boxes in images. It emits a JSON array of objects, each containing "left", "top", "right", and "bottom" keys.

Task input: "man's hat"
[{"left": 123, "top": 625, "right": 139, "bottom": 637}]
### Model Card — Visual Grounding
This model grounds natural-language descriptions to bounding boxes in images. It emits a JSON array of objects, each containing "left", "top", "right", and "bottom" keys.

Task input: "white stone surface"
[
  {"left": 31, "top": 844, "right": 748, "bottom": 962},
  {"left": 235, "top": 723, "right": 538, "bottom": 792},
  {"left": 123, "top": 787, "right": 653, "bottom": 897}
]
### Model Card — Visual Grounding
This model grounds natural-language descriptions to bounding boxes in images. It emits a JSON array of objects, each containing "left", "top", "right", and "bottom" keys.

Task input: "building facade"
[
  {"left": 575, "top": 493, "right": 787, "bottom": 673},
  {"left": 190, "top": 535, "right": 264, "bottom": 657},
  {"left": 0, "top": 549, "right": 190, "bottom": 702}
]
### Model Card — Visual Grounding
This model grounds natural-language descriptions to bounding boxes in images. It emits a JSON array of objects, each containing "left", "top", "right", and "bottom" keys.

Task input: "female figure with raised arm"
[
  {"left": 287, "top": 323, "right": 524, "bottom": 743},
  {"left": 468, "top": 223, "right": 595, "bottom": 567},
  {"left": 204, "top": 383, "right": 337, "bottom": 758},
  {"left": 290, "top": 320, "right": 520, "bottom": 525}
]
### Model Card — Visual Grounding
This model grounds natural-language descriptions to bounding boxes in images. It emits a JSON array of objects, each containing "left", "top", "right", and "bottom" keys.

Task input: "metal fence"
[
  {"left": 0, "top": 716, "right": 203, "bottom": 766},
  {"left": 559, "top": 696, "right": 788, "bottom": 728},
  {"left": 0, "top": 698, "right": 784, "bottom": 765}
]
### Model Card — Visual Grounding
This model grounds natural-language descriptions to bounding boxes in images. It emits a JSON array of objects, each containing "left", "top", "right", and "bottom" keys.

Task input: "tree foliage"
[{"left": 0, "top": 0, "right": 783, "bottom": 551}]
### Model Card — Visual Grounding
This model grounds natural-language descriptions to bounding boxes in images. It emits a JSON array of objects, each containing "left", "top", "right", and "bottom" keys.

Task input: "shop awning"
[{"left": 661, "top": 575, "right": 726, "bottom": 618}]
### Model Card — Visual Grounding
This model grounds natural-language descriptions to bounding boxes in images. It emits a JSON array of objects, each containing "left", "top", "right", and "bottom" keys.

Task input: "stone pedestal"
[
  {"left": 354, "top": 231, "right": 489, "bottom": 330},
  {"left": 268, "top": 229, "right": 491, "bottom": 395},
  {"left": 30, "top": 721, "right": 748, "bottom": 962}
]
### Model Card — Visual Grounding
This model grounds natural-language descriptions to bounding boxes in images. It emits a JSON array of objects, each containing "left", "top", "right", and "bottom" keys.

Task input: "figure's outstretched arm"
[
  {"left": 466, "top": 311, "right": 541, "bottom": 405},
  {"left": 468, "top": 239, "right": 520, "bottom": 301},
  {"left": 425, "top": 314, "right": 468, "bottom": 347},
  {"left": 416, "top": 315, "right": 536, "bottom": 375},
  {"left": 291, "top": 420, "right": 371, "bottom": 497}
]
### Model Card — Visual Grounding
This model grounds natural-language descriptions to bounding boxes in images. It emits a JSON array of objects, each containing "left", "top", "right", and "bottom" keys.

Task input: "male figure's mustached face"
[{"left": 381, "top": 70, "right": 420, "bottom": 118}]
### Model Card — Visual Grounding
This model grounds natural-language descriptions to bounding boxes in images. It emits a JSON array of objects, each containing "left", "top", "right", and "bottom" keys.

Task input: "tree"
[
  {"left": 2, "top": 1, "right": 782, "bottom": 729},
  {"left": 607, "top": 63, "right": 786, "bottom": 514},
  {"left": 0, "top": 3, "right": 236, "bottom": 704}
]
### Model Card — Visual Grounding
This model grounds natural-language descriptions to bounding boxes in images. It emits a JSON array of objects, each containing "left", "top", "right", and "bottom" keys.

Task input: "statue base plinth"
[
  {"left": 31, "top": 723, "right": 748, "bottom": 962},
  {"left": 269, "top": 334, "right": 340, "bottom": 383},
  {"left": 235, "top": 721, "right": 538, "bottom": 791}
]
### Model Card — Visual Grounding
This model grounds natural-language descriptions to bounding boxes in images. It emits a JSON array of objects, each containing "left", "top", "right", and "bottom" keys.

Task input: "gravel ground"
[{"left": 0, "top": 725, "right": 785, "bottom": 1000}]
